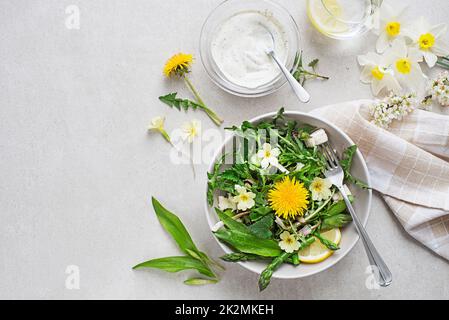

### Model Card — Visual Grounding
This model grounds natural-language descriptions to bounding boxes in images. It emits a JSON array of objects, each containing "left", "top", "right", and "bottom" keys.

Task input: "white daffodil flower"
[
  {"left": 373, "top": 2, "right": 409, "bottom": 53},
  {"left": 278, "top": 231, "right": 300, "bottom": 253},
  {"left": 358, "top": 51, "right": 401, "bottom": 96},
  {"left": 309, "top": 177, "right": 333, "bottom": 201},
  {"left": 148, "top": 116, "right": 171, "bottom": 142},
  {"left": 181, "top": 119, "right": 201, "bottom": 143},
  {"left": 405, "top": 17, "right": 449, "bottom": 68},
  {"left": 257, "top": 143, "right": 280, "bottom": 169},
  {"left": 218, "top": 195, "right": 237, "bottom": 211},
  {"left": 384, "top": 38, "right": 425, "bottom": 92},
  {"left": 233, "top": 185, "right": 256, "bottom": 211}
]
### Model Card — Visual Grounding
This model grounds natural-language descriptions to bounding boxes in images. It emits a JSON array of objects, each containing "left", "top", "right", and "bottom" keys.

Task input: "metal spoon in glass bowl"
[{"left": 261, "top": 24, "right": 311, "bottom": 103}]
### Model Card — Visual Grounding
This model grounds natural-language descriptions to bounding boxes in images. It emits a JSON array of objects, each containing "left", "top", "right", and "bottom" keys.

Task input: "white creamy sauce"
[{"left": 211, "top": 11, "right": 288, "bottom": 89}]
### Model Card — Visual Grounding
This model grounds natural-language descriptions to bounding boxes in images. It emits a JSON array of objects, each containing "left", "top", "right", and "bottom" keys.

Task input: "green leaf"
[
  {"left": 249, "top": 206, "right": 273, "bottom": 221},
  {"left": 321, "top": 214, "right": 352, "bottom": 231},
  {"left": 321, "top": 200, "right": 347, "bottom": 218},
  {"left": 184, "top": 278, "right": 219, "bottom": 286},
  {"left": 340, "top": 145, "right": 369, "bottom": 189},
  {"left": 152, "top": 197, "right": 200, "bottom": 256},
  {"left": 308, "top": 58, "right": 319, "bottom": 69},
  {"left": 215, "top": 208, "right": 249, "bottom": 233},
  {"left": 159, "top": 92, "right": 202, "bottom": 111},
  {"left": 214, "top": 229, "right": 282, "bottom": 257},
  {"left": 248, "top": 214, "right": 274, "bottom": 239},
  {"left": 133, "top": 256, "right": 215, "bottom": 278}
]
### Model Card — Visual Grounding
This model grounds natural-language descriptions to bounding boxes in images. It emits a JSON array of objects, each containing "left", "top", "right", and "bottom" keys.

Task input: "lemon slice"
[
  {"left": 297, "top": 228, "right": 341, "bottom": 264},
  {"left": 307, "top": 0, "right": 349, "bottom": 35}
]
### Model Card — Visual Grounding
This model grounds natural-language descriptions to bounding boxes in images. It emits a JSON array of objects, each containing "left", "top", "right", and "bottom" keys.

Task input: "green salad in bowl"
[{"left": 206, "top": 109, "right": 371, "bottom": 291}]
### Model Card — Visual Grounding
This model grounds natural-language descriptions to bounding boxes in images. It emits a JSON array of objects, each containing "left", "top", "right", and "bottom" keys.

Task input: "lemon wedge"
[
  {"left": 297, "top": 228, "right": 341, "bottom": 264},
  {"left": 307, "top": 0, "right": 349, "bottom": 36}
]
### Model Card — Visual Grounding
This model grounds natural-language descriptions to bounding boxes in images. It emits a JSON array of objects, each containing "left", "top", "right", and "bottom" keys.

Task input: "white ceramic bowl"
[{"left": 205, "top": 111, "right": 372, "bottom": 279}]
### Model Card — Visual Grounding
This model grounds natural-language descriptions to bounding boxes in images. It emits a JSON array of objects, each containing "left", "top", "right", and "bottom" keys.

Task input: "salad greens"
[
  {"left": 133, "top": 197, "right": 221, "bottom": 286},
  {"left": 207, "top": 109, "right": 367, "bottom": 291}
]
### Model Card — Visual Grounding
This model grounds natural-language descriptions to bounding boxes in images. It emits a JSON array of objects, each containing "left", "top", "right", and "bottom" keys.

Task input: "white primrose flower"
[
  {"left": 181, "top": 119, "right": 201, "bottom": 143},
  {"left": 309, "top": 177, "right": 332, "bottom": 201},
  {"left": 218, "top": 194, "right": 237, "bottom": 211},
  {"left": 278, "top": 231, "right": 300, "bottom": 253},
  {"left": 233, "top": 185, "right": 256, "bottom": 211},
  {"left": 256, "top": 143, "right": 289, "bottom": 173},
  {"left": 405, "top": 17, "right": 449, "bottom": 68},
  {"left": 358, "top": 51, "right": 401, "bottom": 96},
  {"left": 257, "top": 143, "right": 280, "bottom": 169},
  {"left": 384, "top": 38, "right": 425, "bottom": 92},
  {"left": 374, "top": 2, "right": 409, "bottom": 53}
]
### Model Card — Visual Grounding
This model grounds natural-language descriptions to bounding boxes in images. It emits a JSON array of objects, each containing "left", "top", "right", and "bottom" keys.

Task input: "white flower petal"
[
  {"left": 360, "top": 67, "right": 373, "bottom": 84},
  {"left": 423, "top": 51, "right": 438, "bottom": 68},
  {"left": 429, "top": 23, "right": 447, "bottom": 38},
  {"left": 376, "top": 32, "right": 391, "bottom": 54}
]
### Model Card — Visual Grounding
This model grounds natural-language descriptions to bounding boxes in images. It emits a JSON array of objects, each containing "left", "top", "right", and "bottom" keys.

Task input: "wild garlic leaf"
[
  {"left": 159, "top": 92, "right": 201, "bottom": 111},
  {"left": 152, "top": 197, "right": 202, "bottom": 258},
  {"left": 132, "top": 256, "right": 215, "bottom": 278},
  {"left": 184, "top": 278, "right": 219, "bottom": 286},
  {"left": 248, "top": 213, "right": 274, "bottom": 239},
  {"left": 214, "top": 228, "right": 282, "bottom": 257},
  {"left": 215, "top": 208, "right": 249, "bottom": 233}
]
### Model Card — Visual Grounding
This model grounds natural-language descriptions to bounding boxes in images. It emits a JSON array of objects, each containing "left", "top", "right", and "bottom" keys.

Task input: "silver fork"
[{"left": 321, "top": 142, "right": 392, "bottom": 287}]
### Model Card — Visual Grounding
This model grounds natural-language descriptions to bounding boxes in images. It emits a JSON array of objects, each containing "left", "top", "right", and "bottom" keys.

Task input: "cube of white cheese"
[{"left": 305, "top": 129, "right": 328, "bottom": 147}]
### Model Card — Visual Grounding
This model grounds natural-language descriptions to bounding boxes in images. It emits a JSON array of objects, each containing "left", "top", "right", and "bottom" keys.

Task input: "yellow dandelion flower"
[
  {"left": 268, "top": 177, "right": 309, "bottom": 219},
  {"left": 163, "top": 53, "right": 193, "bottom": 77}
]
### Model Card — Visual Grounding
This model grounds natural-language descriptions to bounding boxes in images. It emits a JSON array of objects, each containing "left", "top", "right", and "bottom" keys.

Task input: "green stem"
[
  {"left": 184, "top": 77, "right": 223, "bottom": 126},
  {"left": 304, "top": 190, "right": 335, "bottom": 223},
  {"left": 159, "top": 129, "right": 171, "bottom": 143}
]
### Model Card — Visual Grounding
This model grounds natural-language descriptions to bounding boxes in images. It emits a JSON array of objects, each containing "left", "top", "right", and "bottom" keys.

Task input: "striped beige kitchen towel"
[{"left": 311, "top": 100, "right": 449, "bottom": 260}]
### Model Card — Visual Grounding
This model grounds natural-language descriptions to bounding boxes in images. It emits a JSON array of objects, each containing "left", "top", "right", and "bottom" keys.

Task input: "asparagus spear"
[{"left": 258, "top": 237, "right": 316, "bottom": 291}]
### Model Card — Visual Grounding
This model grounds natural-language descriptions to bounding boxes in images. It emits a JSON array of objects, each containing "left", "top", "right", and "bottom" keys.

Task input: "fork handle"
[{"left": 340, "top": 188, "right": 392, "bottom": 287}]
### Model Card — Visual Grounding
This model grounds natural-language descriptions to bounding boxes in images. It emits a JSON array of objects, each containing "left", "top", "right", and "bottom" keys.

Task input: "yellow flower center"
[
  {"left": 386, "top": 22, "right": 401, "bottom": 37},
  {"left": 418, "top": 33, "right": 435, "bottom": 50},
  {"left": 312, "top": 180, "right": 324, "bottom": 192},
  {"left": 285, "top": 237, "right": 294, "bottom": 245},
  {"left": 371, "top": 66, "right": 384, "bottom": 80},
  {"left": 239, "top": 194, "right": 249, "bottom": 202},
  {"left": 396, "top": 58, "right": 412, "bottom": 74},
  {"left": 264, "top": 150, "right": 271, "bottom": 158},
  {"left": 268, "top": 177, "right": 309, "bottom": 220}
]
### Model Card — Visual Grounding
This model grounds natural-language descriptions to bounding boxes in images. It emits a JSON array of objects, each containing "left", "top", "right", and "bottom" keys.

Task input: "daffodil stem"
[
  {"left": 184, "top": 76, "right": 223, "bottom": 126},
  {"left": 160, "top": 129, "right": 171, "bottom": 143}
]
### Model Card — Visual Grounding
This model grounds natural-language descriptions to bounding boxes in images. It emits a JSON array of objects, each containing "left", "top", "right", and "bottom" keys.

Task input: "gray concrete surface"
[{"left": 0, "top": 0, "right": 448, "bottom": 299}]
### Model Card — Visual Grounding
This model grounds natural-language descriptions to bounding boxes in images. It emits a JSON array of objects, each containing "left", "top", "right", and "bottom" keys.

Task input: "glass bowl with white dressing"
[{"left": 200, "top": 0, "right": 300, "bottom": 97}]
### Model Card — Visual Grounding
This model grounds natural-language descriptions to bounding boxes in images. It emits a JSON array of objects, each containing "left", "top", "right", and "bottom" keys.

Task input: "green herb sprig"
[
  {"left": 291, "top": 51, "right": 329, "bottom": 86},
  {"left": 159, "top": 92, "right": 223, "bottom": 126}
]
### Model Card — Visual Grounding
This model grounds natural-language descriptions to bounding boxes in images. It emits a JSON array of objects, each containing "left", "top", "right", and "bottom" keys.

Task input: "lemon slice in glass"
[
  {"left": 307, "top": 0, "right": 349, "bottom": 35},
  {"left": 298, "top": 228, "right": 341, "bottom": 264}
]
